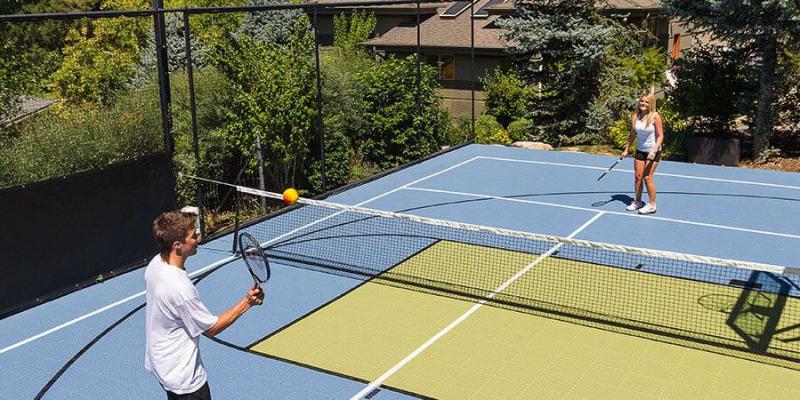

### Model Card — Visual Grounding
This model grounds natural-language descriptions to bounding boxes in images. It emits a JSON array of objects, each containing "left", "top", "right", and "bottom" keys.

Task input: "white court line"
[
  {"left": 0, "top": 256, "right": 232, "bottom": 354},
  {"left": 350, "top": 212, "right": 606, "bottom": 400},
  {"left": 0, "top": 156, "right": 481, "bottom": 355},
  {"left": 477, "top": 156, "right": 800, "bottom": 190},
  {"left": 405, "top": 186, "right": 800, "bottom": 240}
]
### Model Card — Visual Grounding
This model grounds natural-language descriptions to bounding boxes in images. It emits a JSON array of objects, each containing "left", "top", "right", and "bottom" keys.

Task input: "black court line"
[
  {"left": 33, "top": 255, "right": 428, "bottom": 399},
  {"left": 34, "top": 302, "right": 146, "bottom": 399},
  {"left": 34, "top": 259, "right": 240, "bottom": 399},
  {"left": 208, "top": 336, "right": 435, "bottom": 400}
]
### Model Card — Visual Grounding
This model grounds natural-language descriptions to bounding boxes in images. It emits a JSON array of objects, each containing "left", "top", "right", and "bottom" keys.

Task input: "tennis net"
[{"left": 187, "top": 174, "right": 800, "bottom": 368}]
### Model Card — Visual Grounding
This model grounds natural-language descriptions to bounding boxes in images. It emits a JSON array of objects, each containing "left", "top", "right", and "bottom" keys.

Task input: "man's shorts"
[{"left": 166, "top": 382, "right": 211, "bottom": 400}]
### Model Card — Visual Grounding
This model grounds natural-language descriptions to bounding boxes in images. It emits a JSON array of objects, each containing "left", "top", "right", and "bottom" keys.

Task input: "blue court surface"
[{"left": 2, "top": 144, "right": 800, "bottom": 399}]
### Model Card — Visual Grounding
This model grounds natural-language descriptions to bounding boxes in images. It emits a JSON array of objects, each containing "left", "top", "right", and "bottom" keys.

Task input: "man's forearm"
[{"left": 206, "top": 299, "right": 250, "bottom": 337}]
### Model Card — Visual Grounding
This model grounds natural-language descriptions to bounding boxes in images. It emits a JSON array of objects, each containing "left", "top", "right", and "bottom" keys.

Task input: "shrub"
[
  {"left": 658, "top": 102, "right": 692, "bottom": 160},
  {"left": 482, "top": 69, "right": 536, "bottom": 128},
  {"left": 507, "top": 118, "right": 532, "bottom": 142},
  {"left": 475, "top": 114, "right": 511, "bottom": 145},
  {"left": 0, "top": 83, "right": 162, "bottom": 188},
  {"left": 356, "top": 55, "right": 450, "bottom": 169},
  {"left": 607, "top": 118, "right": 631, "bottom": 150},
  {"left": 169, "top": 67, "right": 237, "bottom": 206},
  {"left": 446, "top": 115, "right": 474, "bottom": 145}
]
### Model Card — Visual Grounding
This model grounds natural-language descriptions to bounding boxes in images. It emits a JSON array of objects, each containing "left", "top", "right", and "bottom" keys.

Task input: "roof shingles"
[{"left": 365, "top": 0, "right": 512, "bottom": 50}]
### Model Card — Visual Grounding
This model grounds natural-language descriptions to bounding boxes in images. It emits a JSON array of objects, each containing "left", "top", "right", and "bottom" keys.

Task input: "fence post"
[
  {"left": 416, "top": 0, "right": 421, "bottom": 117},
  {"left": 313, "top": 4, "right": 326, "bottom": 192},
  {"left": 470, "top": 0, "right": 475, "bottom": 138},
  {"left": 153, "top": 0, "right": 173, "bottom": 156},
  {"left": 182, "top": 11, "right": 207, "bottom": 238}
]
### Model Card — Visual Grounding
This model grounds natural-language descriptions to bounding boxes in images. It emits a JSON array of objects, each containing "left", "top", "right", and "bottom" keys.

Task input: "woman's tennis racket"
[
  {"left": 597, "top": 156, "right": 624, "bottom": 181},
  {"left": 238, "top": 232, "right": 270, "bottom": 288}
]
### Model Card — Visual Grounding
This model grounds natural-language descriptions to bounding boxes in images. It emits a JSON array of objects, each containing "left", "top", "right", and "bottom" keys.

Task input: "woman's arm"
[
  {"left": 622, "top": 114, "right": 636, "bottom": 158},
  {"left": 650, "top": 113, "right": 664, "bottom": 158}
]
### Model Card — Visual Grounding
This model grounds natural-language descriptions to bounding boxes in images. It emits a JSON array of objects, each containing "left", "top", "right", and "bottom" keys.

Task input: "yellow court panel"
[
  {"left": 251, "top": 282, "right": 478, "bottom": 380},
  {"left": 250, "top": 241, "right": 800, "bottom": 399}
]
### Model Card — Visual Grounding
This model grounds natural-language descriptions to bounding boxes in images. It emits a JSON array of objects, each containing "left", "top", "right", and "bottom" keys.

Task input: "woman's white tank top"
[{"left": 635, "top": 116, "right": 658, "bottom": 152}]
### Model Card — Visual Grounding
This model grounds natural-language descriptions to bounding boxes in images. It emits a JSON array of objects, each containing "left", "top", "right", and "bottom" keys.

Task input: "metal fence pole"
[
  {"left": 153, "top": 0, "right": 173, "bottom": 156},
  {"left": 182, "top": 12, "right": 207, "bottom": 238},
  {"left": 470, "top": 0, "right": 475, "bottom": 138},
  {"left": 313, "top": 4, "right": 326, "bottom": 192},
  {"left": 416, "top": 0, "right": 421, "bottom": 117}
]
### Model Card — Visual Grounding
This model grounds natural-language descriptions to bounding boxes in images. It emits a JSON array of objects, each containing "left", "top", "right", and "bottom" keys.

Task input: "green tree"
[
  {"left": 1, "top": 0, "right": 38, "bottom": 14},
  {"left": 582, "top": 45, "right": 666, "bottom": 145},
  {"left": 500, "top": 1, "right": 663, "bottom": 146},
  {"left": 1, "top": 0, "right": 97, "bottom": 93},
  {"left": 308, "top": 11, "right": 377, "bottom": 192},
  {"left": 499, "top": 0, "right": 615, "bottom": 144},
  {"left": 50, "top": 0, "right": 151, "bottom": 105},
  {"left": 474, "top": 114, "right": 511, "bottom": 145},
  {"left": 482, "top": 69, "right": 536, "bottom": 128},
  {"left": 236, "top": 0, "right": 304, "bottom": 46},
  {"left": 215, "top": 16, "right": 317, "bottom": 190},
  {"left": 666, "top": 0, "right": 800, "bottom": 157},
  {"left": 777, "top": 49, "right": 800, "bottom": 137},
  {"left": 169, "top": 67, "right": 236, "bottom": 206},
  {"left": 0, "top": 83, "right": 162, "bottom": 188},
  {"left": 333, "top": 9, "right": 376, "bottom": 52},
  {"left": 667, "top": 44, "right": 754, "bottom": 136},
  {"left": 132, "top": 12, "right": 212, "bottom": 86},
  {"left": 356, "top": 55, "right": 450, "bottom": 170}
]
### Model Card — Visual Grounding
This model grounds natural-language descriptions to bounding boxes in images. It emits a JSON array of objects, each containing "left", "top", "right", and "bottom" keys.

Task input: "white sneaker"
[
  {"left": 638, "top": 203, "right": 657, "bottom": 214},
  {"left": 625, "top": 200, "right": 645, "bottom": 211}
]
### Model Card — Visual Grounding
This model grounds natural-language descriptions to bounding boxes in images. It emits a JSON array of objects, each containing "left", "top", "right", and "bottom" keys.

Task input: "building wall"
[
  {"left": 669, "top": 21, "right": 698, "bottom": 59},
  {"left": 438, "top": 88, "right": 486, "bottom": 118},
  {"left": 384, "top": 51, "right": 507, "bottom": 118}
]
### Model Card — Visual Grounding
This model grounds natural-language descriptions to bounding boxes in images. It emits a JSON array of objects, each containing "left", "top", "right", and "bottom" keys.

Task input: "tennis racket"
[
  {"left": 238, "top": 232, "right": 270, "bottom": 289},
  {"left": 597, "top": 156, "right": 624, "bottom": 181}
]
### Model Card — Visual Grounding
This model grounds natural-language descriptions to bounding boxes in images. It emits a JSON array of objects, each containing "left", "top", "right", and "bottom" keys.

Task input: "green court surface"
[{"left": 251, "top": 241, "right": 800, "bottom": 399}]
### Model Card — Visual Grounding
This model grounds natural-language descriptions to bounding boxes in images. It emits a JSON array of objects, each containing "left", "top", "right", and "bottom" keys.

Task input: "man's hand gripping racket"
[{"left": 238, "top": 232, "right": 269, "bottom": 304}]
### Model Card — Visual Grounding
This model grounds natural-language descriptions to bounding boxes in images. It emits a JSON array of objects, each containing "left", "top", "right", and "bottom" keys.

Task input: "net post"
[{"left": 231, "top": 189, "right": 240, "bottom": 255}]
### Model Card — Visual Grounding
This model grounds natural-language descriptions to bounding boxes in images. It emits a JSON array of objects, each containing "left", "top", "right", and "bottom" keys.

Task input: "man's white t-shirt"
[{"left": 144, "top": 255, "right": 218, "bottom": 394}]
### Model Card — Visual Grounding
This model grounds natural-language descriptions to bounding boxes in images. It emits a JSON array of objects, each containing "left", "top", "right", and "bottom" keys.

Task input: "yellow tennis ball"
[{"left": 282, "top": 188, "right": 299, "bottom": 205}]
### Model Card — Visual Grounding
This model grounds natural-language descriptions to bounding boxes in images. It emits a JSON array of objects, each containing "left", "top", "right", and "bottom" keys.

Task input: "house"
[{"left": 309, "top": 0, "right": 695, "bottom": 117}]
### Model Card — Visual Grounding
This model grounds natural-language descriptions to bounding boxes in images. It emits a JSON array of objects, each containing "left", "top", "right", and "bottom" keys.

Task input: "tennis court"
[{"left": 3, "top": 144, "right": 800, "bottom": 399}]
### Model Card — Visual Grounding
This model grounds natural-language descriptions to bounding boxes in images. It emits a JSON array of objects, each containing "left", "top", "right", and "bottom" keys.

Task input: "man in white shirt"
[{"left": 145, "top": 211, "right": 264, "bottom": 400}]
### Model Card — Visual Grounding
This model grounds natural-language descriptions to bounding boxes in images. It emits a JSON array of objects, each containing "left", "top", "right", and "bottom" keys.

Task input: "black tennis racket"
[
  {"left": 238, "top": 232, "right": 270, "bottom": 288},
  {"left": 597, "top": 156, "right": 624, "bottom": 181}
]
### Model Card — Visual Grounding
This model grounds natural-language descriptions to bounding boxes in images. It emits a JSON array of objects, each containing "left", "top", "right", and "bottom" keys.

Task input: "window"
[
  {"left": 426, "top": 55, "right": 455, "bottom": 80},
  {"left": 441, "top": 1, "right": 472, "bottom": 18},
  {"left": 672, "top": 33, "right": 681, "bottom": 60}
]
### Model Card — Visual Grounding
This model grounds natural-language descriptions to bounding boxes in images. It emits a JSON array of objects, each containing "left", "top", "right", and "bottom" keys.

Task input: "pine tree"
[{"left": 499, "top": 0, "right": 616, "bottom": 144}]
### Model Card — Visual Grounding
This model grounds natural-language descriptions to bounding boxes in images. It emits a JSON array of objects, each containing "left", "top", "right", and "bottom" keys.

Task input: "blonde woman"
[{"left": 621, "top": 92, "right": 664, "bottom": 214}]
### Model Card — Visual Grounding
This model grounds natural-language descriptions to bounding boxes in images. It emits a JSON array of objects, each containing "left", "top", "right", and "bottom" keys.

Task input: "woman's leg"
[
  {"left": 642, "top": 159, "right": 659, "bottom": 205},
  {"left": 633, "top": 158, "right": 645, "bottom": 202}
]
